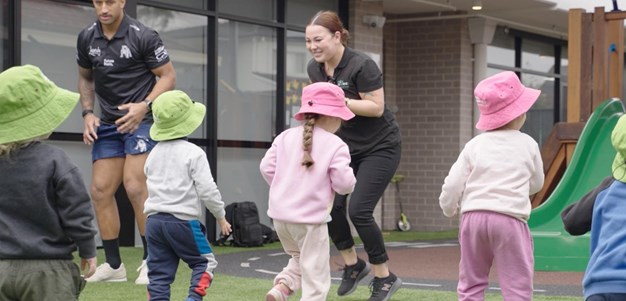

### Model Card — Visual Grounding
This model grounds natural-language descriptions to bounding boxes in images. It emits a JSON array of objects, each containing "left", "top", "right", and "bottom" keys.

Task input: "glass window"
[
  {"left": 522, "top": 39, "right": 555, "bottom": 74},
  {"left": 138, "top": 6, "right": 208, "bottom": 138},
  {"left": 487, "top": 27, "right": 515, "bottom": 68},
  {"left": 217, "top": 19, "right": 276, "bottom": 142},
  {"left": 521, "top": 73, "right": 555, "bottom": 147},
  {"left": 560, "top": 46, "right": 568, "bottom": 121},
  {"left": 286, "top": 0, "right": 337, "bottom": 27},
  {"left": 149, "top": 0, "right": 206, "bottom": 10},
  {"left": 1, "top": 0, "right": 7, "bottom": 69},
  {"left": 285, "top": 30, "right": 311, "bottom": 128},
  {"left": 216, "top": 147, "right": 271, "bottom": 226},
  {"left": 218, "top": 0, "right": 275, "bottom": 21},
  {"left": 21, "top": 0, "right": 94, "bottom": 133}
]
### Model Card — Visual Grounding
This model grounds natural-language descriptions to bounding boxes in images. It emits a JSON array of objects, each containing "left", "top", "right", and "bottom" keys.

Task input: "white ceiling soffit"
[{"left": 379, "top": 0, "right": 575, "bottom": 39}]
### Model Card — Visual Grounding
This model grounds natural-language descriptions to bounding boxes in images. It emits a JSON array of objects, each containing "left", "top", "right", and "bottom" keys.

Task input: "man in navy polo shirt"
[{"left": 76, "top": 0, "right": 176, "bottom": 285}]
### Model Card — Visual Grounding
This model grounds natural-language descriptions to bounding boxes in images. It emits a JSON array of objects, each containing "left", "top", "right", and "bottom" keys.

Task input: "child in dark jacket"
[
  {"left": 561, "top": 114, "right": 626, "bottom": 300},
  {"left": 0, "top": 65, "right": 97, "bottom": 301}
]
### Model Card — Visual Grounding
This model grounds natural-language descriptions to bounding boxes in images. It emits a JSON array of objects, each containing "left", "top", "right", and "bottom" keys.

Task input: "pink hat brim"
[
  {"left": 475, "top": 87, "right": 540, "bottom": 131},
  {"left": 294, "top": 105, "right": 355, "bottom": 121}
]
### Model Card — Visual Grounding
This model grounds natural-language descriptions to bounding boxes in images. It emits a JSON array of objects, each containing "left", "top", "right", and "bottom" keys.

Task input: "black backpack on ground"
[
  {"left": 216, "top": 201, "right": 264, "bottom": 247},
  {"left": 260, "top": 223, "right": 280, "bottom": 244}
]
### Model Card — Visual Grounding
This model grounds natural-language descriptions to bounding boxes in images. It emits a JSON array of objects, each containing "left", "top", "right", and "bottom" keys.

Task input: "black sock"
[
  {"left": 102, "top": 239, "right": 121, "bottom": 269},
  {"left": 141, "top": 235, "right": 148, "bottom": 260}
]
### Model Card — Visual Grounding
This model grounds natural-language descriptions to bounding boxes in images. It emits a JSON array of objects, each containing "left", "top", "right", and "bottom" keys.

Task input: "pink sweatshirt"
[{"left": 260, "top": 126, "right": 356, "bottom": 224}]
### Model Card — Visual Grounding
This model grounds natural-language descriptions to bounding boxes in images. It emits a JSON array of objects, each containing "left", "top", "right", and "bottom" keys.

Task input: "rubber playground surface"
[
  {"left": 213, "top": 100, "right": 626, "bottom": 300},
  {"left": 216, "top": 240, "right": 584, "bottom": 297}
]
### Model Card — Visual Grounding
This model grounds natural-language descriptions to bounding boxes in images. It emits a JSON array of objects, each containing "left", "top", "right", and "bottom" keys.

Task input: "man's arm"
[
  {"left": 78, "top": 66, "right": 95, "bottom": 111},
  {"left": 78, "top": 66, "right": 99, "bottom": 145},
  {"left": 115, "top": 61, "right": 176, "bottom": 134},
  {"left": 146, "top": 61, "right": 176, "bottom": 104}
]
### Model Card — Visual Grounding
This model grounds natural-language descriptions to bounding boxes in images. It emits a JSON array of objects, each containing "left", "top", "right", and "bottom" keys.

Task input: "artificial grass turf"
[{"left": 76, "top": 231, "right": 579, "bottom": 300}]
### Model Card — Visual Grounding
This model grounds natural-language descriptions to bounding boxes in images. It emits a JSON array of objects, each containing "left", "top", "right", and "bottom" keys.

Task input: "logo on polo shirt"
[
  {"left": 336, "top": 80, "right": 349, "bottom": 89},
  {"left": 120, "top": 45, "right": 132, "bottom": 59},
  {"left": 154, "top": 45, "right": 169, "bottom": 62},
  {"left": 88, "top": 46, "right": 101, "bottom": 57},
  {"left": 104, "top": 59, "right": 114, "bottom": 67},
  {"left": 130, "top": 24, "right": 141, "bottom": 31}
]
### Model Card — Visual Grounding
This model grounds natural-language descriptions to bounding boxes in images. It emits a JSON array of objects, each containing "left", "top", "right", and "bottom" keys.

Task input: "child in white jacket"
[
  {"left": 439, "top": 71, "right": 544, "bottom": 301},
  {"left": 144, "top": 90, "right": 231, "bottom": 301}
]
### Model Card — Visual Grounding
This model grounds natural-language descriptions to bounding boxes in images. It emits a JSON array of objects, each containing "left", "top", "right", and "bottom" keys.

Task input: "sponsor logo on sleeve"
[{"left": 154, "top": 45, "right": 169, "bottom": 62}]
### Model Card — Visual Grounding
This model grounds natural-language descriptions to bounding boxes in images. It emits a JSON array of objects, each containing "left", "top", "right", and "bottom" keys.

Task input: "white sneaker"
[
  {"left": 85, "top": 263, "right": 127, "bottom": 283},
  {"left": 135, "top": 260, "right": 149, "bottom": 285}
]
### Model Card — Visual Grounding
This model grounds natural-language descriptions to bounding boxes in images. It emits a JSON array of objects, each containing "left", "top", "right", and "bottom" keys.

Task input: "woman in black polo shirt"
[{"left": 305, "top": 10, "right": 402, "bottom": 301}]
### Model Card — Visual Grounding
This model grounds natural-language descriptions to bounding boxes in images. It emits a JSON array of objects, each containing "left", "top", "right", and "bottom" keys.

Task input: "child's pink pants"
[{"left": 457, "top": 211, "right": 534, "bottom": 301}]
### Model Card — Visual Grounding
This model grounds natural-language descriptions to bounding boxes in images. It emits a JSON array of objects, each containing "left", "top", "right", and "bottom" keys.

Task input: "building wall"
[
  {"left": 349, "top": 0, "right": 384, "bottom": 55},
  {"left": 383, "top": 17, "right": 474, "bottom": 231},
  {"left": 381, "top": 17, "right": 400, "bottom": 231}
]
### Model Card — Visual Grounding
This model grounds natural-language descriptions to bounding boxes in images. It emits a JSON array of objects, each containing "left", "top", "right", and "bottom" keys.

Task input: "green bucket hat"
[
  {"left": 612, "top": 114, "right": 626, "bottom": 182},
  {"left": 0, "top": 65, "right": 79, "bottom": 144},
  {"left": 150, "top": 90, "right": 206, "bottom": 141}
]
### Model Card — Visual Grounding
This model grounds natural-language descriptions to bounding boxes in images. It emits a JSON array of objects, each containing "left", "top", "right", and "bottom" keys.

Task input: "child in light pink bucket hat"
[
  {"left": 439, "top": 71, "right": 545, "bottom": 300},
  {"left": 294, "top": 82, "right": 355, "bottom": 122},
  {"left": 260, "top": 82, "right": 356, "bottom": 301},
  {"left": 474, "top": 71, "right": 541, "bottom": 131}
]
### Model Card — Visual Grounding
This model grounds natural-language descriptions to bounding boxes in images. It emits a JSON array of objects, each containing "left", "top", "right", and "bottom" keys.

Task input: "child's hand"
[
  {"left": 81, "top": 257, "right": 97, "bottom": 278},
  {"left": 218, "top": 217, "right": 232, "bottom": 236}
]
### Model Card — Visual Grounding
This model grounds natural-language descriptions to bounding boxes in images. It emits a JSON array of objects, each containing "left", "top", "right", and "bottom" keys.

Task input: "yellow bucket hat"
[
  {"left": 0, "top": 65, "right": 79, "bottom": 144},
  {"left": 150, "top": 90, "right": 206, "bottom": 141},
  {"left": 611, "top": 114, "right": 626, "bottom": 182}
]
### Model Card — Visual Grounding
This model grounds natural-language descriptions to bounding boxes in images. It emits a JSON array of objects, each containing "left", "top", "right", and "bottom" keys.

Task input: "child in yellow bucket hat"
[
  {"left": 143, "top": 90, "right": 231, "bottom": 301},
  {"left": 0, "top": 65, "right": 98, "bottom": 300},
  {"left": 562, "top": 114, "right": 626, "bottom": 300}
]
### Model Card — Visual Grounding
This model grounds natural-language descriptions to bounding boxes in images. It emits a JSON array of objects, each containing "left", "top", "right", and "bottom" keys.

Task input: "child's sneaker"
[
  {"left": 135, "top": 260, "right": 149, "bottom": 285},
  {"left": 367, "top": 272, "right": 402, "bottom": 301},
  {"left": 85, "top": 263, "right": 127, "bottom": 282},
  {"left": 265, "top": 283, "right": 291, "bottom": 301},
  {"left": 337, "top": 257, "right": 371, "bottom": 296}
]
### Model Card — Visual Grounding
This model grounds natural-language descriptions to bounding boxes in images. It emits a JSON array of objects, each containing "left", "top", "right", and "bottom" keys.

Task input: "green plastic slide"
[{"left": 529, "top": 98, "right": 624, "bottom": 271}]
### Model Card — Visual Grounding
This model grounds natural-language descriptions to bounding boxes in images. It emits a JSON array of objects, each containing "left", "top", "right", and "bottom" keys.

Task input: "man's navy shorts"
[{"left": 92, "top": 121, "right": 157, "bottom": 161}]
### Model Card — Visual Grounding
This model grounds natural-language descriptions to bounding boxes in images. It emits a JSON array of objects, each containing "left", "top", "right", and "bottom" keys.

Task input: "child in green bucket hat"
[
  {"left": 143, "top": 90, "right": 231, "bottom": 301},
  {"left": 0, "top": 65, "right": 98, "bottom": 300},
  {"left": 562, "top": 114, "right": 626, "bottom": 300}
]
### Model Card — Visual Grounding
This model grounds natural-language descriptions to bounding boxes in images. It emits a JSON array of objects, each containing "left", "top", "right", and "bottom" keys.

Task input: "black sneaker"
[
  {"left": 337, "top": 258, "right": 371, "bottom": 296},
  {"left": 367, "top": 272, "right": 402, "bottom": 301}
]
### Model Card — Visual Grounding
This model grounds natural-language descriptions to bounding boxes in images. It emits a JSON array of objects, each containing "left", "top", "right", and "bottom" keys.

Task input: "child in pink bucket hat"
[
  {"left": 474, "top": 71, "right": 541, "bottom": 131},
  {"left": 260, "top": 82, "right": 356, "bottom": 301},
  {"left": 439, "top": 71, "right": 545, "bottom": 300}
]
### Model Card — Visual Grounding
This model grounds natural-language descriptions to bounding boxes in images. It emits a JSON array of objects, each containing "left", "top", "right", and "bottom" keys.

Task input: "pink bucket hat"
[
  {"left": 294, "top": 82, "right": 355, "bottom": 121},
  {"left": 474, "top": 71, "right": 540, "bottom": 131}
]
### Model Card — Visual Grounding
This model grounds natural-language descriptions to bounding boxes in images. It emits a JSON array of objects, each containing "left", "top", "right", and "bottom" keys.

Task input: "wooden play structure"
[
  {"left": 529, "top": 6, "right": 626, "bottom": 271},
  {"left": 531, "top": 7, "right": 625, "bottom": 208}
]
